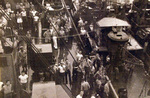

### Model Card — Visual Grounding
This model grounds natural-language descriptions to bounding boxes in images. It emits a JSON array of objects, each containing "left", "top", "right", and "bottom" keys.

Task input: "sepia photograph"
[{"left": 0, "top": 0, "right": 150, "bottom": 98}]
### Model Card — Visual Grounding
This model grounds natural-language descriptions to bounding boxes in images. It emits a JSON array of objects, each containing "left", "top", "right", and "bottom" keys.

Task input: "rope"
[
  {"left": 123, "top": 47, "right": 144, "bottom": 66},
  {"left": 5, "top": 29, "right": 95, "bottom": 39}
]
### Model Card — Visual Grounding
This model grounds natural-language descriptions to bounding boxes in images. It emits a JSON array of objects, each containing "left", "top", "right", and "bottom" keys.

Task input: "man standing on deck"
[
  {"left": 2, "top": 80, "right": 13, "bottom": 98},
  {"left": 19, "top": 71, "right": 28, "bottom": 90}
]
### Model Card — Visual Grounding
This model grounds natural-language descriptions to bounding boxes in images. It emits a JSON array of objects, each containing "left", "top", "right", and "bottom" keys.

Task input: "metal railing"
[
  {"left": 139, "top": 80, "right": 148, "bottom": 98},
  {"left": 106, "top": 76, "right": 119, "bottom": 98},
  {"left": 61, "top": 84, "right": 75, "bottom": 98},
  {"left": 34, "top": 1, "right": 121, "bottom": 98},
  {"left": 0, "top": 6, "right": 54, "bottom": 73}
]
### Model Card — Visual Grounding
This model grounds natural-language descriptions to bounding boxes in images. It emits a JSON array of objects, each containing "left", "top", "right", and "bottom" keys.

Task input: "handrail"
[
  {"left": 36, "top": 0, "right": 85, "bottom": 50},
  {"left": 18, "top": 33, "right": 51, "bottom": 72},
  {"left": 139, "top": 81, "right": 147, "bottom": 98},
  {"left": 35, "top": 0, "right": 84, "bottom": 72},
  {"left": 106, "top": 76, "right": 119, "bottom": 98},
  {"left": 1, "top": 37, "right": 12, "bottom": 47},
  {"left": 123, "top": 47, "right": 144, "bottom": 64},
  {"left": 0, "top": 6, "right": 54, "bottom": 73},
  {"left": 61, "top": 83, "right": 75, "bottom": 98},
  {"left": 61, "top": 0, "right": 85, "bottom": 50},
  {"left": 49, "top": 16, "right": 85, "bottom": 73},
  {"left": 21, "top": 36, "right": 54, "bottom": 73},
  {"left": 0, "top": 6, "right": 18, "bottom": 27}
]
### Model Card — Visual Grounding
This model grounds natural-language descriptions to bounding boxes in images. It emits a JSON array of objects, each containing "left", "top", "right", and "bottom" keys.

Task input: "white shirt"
[
  {"left": 58, "top": 65, "right": 66, "bottom": 73},
  {"left": 19, "top": 74, "right": 28, "bottom": 83},
  {"left": 16, "top": 4, "right": 20, "bottom": 9},
  {"left": 0, "top": 17, "right": 7, "bottom": 27},
  {"left": 52, "top": 36, "right": 58, "bottom": 49},
  {"left": 0, "top": 41, "right": 3, "bottom": 53},
  {"left": 45, "top": 4, "right": 54, "bottom": 11},
  {"left": 78, "top": 19, "right": 84, "bottom": 26},
  {"left": 76, "top": 53, "right": 83, "bottom": 61},
  {"left": 76, "top": 94, "right": 82, "bottom": 98},
  {"left": 6, "top": 8, "right": 12, "bottom": 14},
  {"left": 0, "top": 82, "right": 3, "bottom": 91},
  {"left": 80, "top": 29, "right": 87, "bottom": 35},
  {"left": 25, "top": 2, "right": 30, "bottom": 8},
  {"left": 3, "top": 84, "right": 12, "bottom": 94},
  {"left": 17, "top": 17, "right": 23, "bottom": 23},
  {"left": 81, "top": 81, "right": 90, "bottom": 91},
  {"left": 91, "top": 96, "right": 96, "bottom": 98},
  {"left": 31, "top": 10, "right": 37, "bottom": 17},
  {"left": 6, "top": 3, "right": 11, "bottom": 8},
  {"left": 34, "top": 16, "right": 39, "bottom": 22},
  {"left": 21, "top": 11, "right": 27, "bottom": 17},
  {"left": 59, "top": 30, "right": 65, "bottom": 36},
  {"left": 74, "top": 0, "right": 80, "bottom": 4}
]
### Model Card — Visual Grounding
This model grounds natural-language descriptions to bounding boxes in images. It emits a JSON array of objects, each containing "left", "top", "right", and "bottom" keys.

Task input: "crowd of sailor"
[
  {"left": 0, "top": 0, "right": 75, "bottom": 50},
  {"left": 0, "top": 0, "right": 137, "bottom": 98},
  {"left": 35, "top": 50, "right": 110, "bottom": 98}
]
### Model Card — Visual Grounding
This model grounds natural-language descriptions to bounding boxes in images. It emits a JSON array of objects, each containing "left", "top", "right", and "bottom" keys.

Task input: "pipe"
[
  {"left": 106, "top": 76, "right": 119, "bottom": 98},
  {"left": 61, "top": 0, "right": 85, "bottom": 50}
]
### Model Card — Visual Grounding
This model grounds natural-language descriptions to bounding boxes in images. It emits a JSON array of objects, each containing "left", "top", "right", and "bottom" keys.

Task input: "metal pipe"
[
  {"left": 35, "top": 0, "right": 79, "bottom": 64},
  {"left": 49, "top": 20, "right": 77, "bottom": 63},
  {"left": 10, "top": 52, "right": 19, "bottom": 98},
  {"left": 106, "top": 76, "right": 119, "bottom": 98},
  {"left": 61, "top": 0, "right": 85, "bottom": 50}
]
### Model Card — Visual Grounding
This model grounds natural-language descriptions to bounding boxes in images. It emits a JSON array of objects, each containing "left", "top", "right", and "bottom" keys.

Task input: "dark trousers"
[
  {"left": 18, "top": 23, "right": 23, "bottom": 29},
  {"left": 89, "top": 74, "right": 95, "bottom": 90},
  {"left": 85, "top": 67, "right": 90, "bottom": 81},
  {"left": 65, "top": 70, "right": 71, "bottom": 85},
  {"left": 83, "top": 90, "right": 89, "bottom": 98},
  {"left": 59, "top": 73, "right": 65, "bottom": 84},
  {"left": 73, "top": 68, "right": 78, "bottom": 82},
  {"left": 55, "top": 71, "right": 60, "bottom": 84},
  {"left": 21, "top": 83, "right": 27, "bottom": 90},
  {"left": 77, "top": 72, "right": 83, "bottom": 91},
  {"left": 96, "top": 87, "right": 105, "bottom": 98},
  {"left": 22, "top": 17, "right": 28, "bottom": 30},
  {"left": 4, "top": 93, "right": 12, "bottom": 98},
  {"left": 0, "top": 91, "right": 3, "bottom": 98}
]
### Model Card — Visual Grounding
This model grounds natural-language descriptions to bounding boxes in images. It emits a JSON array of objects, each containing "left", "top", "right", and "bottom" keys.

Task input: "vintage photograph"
[{"left": 0, "top": 0, "right": 150, "bottom": 98}]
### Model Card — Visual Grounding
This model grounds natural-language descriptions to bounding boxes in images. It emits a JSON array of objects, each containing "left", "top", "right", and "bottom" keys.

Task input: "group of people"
[
  {"left": 42, "top": 50, "right": 110, "bottom": 98},
  {"left": 53, "top": 59, "right": 72, "bottom": 85},
  {"left": 0, "top": 0, "right": 136, "bottom": 98},
  {"left": 18, "top": 46, "right": 27, "bottom": 73},
  {"left": 72, "top": 51, "right": 110, "bottom": 98},
  {"left": 78, "top": 17, "right": 100, "bottom": 51},
  {"left": 43, "top": 11, "right": 72, "bottom": 49},
  {"left": 0, "top": 0, "right": 74, "bottom": 52},
  {"left": 0, "top": 71, "right": 28, "bottom": 98},
  {"left": 1, "top": 0, "right": 39, "bottom": 30},
  {"left": 0, "top": 0, "right": 39, "bottom": 52}
]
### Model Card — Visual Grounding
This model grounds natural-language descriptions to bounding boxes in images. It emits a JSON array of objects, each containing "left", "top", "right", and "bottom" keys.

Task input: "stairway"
[
  {"left": 56, "top": 85, "right": 70, "bottom": 98},
  {"left": 32, "top": 82, "right": 57, "bottom": 98},
  {"left": 32, "top": 81, "right": 71, "bottom": 98}
]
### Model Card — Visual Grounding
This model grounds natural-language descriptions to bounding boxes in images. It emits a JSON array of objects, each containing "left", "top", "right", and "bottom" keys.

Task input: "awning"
[{"left": 97, "top": 17, "right": 131, "bottom": 27}]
